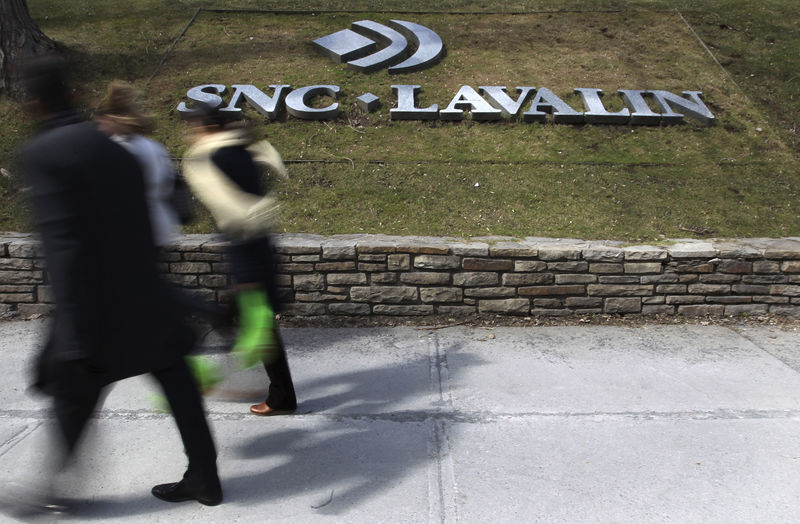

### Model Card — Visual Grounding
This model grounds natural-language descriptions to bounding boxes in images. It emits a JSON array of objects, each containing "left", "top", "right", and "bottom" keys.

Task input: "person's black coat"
[{"left": 22, "top": 112, "right": 194, "bottom": 391}]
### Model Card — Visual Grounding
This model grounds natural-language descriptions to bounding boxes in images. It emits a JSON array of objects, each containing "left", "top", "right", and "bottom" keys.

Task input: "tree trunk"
[{"left": 0, "top": 0, "right": 59, "bottom": 98}]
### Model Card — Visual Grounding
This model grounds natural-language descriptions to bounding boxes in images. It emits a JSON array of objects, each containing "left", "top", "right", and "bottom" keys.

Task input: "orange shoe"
[{"left": 249, "top": 402, "right": 295, "bottom": 416}]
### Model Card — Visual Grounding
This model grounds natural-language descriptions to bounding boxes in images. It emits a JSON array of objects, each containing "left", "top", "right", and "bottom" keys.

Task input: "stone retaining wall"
[{"left": 3, "top": 233, "right": 800, "bottom": 319}]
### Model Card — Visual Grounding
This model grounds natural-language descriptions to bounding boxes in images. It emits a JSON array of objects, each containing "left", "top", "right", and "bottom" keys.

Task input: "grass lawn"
[{"left": 1, "top": 0, "right": 798, "bottom": 241}]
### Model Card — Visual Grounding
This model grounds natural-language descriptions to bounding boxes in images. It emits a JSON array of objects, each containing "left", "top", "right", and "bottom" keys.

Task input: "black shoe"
[{"left": 151, "top": 476, "right": 222, "bottom": 506}]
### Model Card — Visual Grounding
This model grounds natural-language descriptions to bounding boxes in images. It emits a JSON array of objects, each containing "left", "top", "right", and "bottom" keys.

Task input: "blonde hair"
[{"left": 96, "top": 80, "right": 156, "bottom": 135}]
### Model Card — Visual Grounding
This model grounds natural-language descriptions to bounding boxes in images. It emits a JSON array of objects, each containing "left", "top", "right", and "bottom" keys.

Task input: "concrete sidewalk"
[{"left": 1, "top": 319, "right": 800, "bottom": 522}]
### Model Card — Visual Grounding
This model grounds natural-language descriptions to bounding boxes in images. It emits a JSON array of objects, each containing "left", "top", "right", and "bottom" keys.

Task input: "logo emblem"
[{"left": 313, "top": 20, "right": 444, "bottom": 74}]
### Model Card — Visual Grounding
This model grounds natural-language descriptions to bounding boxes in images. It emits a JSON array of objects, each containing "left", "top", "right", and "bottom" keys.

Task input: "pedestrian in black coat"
[{"left": 19, "top": 56, "right": 222, "bottom": 510}]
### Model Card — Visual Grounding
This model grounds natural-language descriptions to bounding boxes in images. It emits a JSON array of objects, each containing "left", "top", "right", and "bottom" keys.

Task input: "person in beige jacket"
[{"left": 183, "top": 103, "right": 296, "bottom": 416}]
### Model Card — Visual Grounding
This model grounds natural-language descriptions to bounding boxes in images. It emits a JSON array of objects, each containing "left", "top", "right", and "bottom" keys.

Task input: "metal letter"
[
  {"left": 440, "top": 85, "right": 502, "bottom": 121},
  {"left": 285, "top": 85, "right": 340, "bottom": 120},
  {"left": 522, "top": 87, "right": 583, "bottom": 124},
  {"left": 574, "top": 88, "right": 630, "bottom": 124},
  {"left": 479, "top": 86, "right": 536, "bottom": 119},
  {"left": 222, "top": 84, "right": 291, "bottom": 120},
  {"left": 648, "top": 90, "right": 715, "bottom": 126},
  {"left": 390, "top": 85, "right": 438, "bottom": 120},
  {"left": 312, "top": 29, "right": 376, "bottom": 63},
  {"left": 348, "top": 20, "right": 408, "bottom": 73},
  {"left": 618, "top": 90, "right": 661, "bottom": 125},
  {"left": 177, "top": 84, "right": 227, "bottom": 114},
  {"left": 387, "top": 20, "right": 445, "bottom": 74}
]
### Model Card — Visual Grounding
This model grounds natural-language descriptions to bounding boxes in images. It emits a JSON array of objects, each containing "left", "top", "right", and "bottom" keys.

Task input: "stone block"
[
  {"left": 604, "top": 297, "right": 641, "bottom": 313},
  {"left": 687, "top": 284, "right": 730, "bottom": 295},
  {"left": 183, "top": 253, "right": 224, "bottom": 262},
  {"left": 373, "top": 304, "right": 434, "bottom": 316},
  {"left": 293, "top": 254, "right": 321, "bottom": 263},
  {"left": 387, "top": 254, "right": 411, "bottom": 271},
  {"left": 666, "top": 295, "right": 705, "bottom": 305},
  {"left": 350, "top": 286, "right": 418, "bottom": 303},
  {"left": 589, "top": 263, "right": 623, "bottom": 274},
  {"left": 741, "top": 275, "right": 788, "bottom": 284},
  {"left": 163, "top": 274, "right": 199, "bottom": 287},
  {"left": 769, "top": 305, "right": 800, "bottom": 317},
  {"left": 0, "top": 292, "right": 34, "bottom": 304},
  {"left": 624, "top": 262, "right": 662, "bottom": 274},
  {"left": 623, "top": 246, "right": 668, "bottom": 261},
  {"left": 329, "top": 303, "right": 371, "bottom": 315},
  {"left": 582, "top": 247, "right": 624, "bottom": 262},
  {"left": 587, "top": 284, "right": 652, "bottom": 296},
  {"left": 667, "top": 243, "right": 717, "bottom": 259},
  {"left": 453, "top": 272, "right": 499, "bottom": 287},
  {"left": 642, "top": 305, "right": 675, "bottom": 315},
  {"left": 514, "top": 260, "right": 547, "bottom": 272},
  {"left": 782, "top": 261, "right": 800, "bottom": 273},
  {"left": 555, "top": 274, "right": 597, "bottom": 284},
  {"left": 199, "top": 275, "right": 228, "bottom": 288},
  {"left": 752, "top": 260, "right": 780, "bottom": 274},
  {"left": 770, "top": 285, "right": 800, "bottom": 297},
  {"left": 536, "top": 247, "right": 581, "bottom": 261},
  {"left": 278, "top": 263, "right": 315, "bottom": 273},
  {"left": 464, "top": 287, "right": 517, "bottom": 298},
  {"left": 359, "top": 254, "right": 387, "bottom": 262},
  {"left": 533, "top": 298, "right": 562, "bottom": 308},
  {"left": 372, "top": 272, "right": 397, "bottom": 284},
  {"left": 322, "top": 245, "right": 357, "bottom": 260},
  {"left": 489, "top": 243, "right": 538, "bottom": 258},
  {"left": 400, "top": 272, "right": 450, "bottom": 285},
  {"left": 358, "top": 262, "right": 388, "bottom": 272},
  {"left": 502, "top": 273, "right": 554, "bottom": 286},
  {"left": 414, "top": 255, "right": 461, "bottom": 270},
  {"left": 316, "top": 261, "right": 357, "bottom": 271},
  {"left": 357, "top": 242, "right": 396, "bottom": 254},
  {"left": 0, "top": 271, "right": 45, "bottom": 284},
  {"left": 420, "top": 287, "right": 462, "bottom": 303},
  {"left": 640, "top": 274, "right": 680, "bottom": 284},
  {"left": 718, "top": 260, "right": 752, "bottom": 274},
  {"left": 17, "top": 304, "right": 54, "bottom": 318},
  {"left": 698, "top": 274, "right": 740, "bottom": 284},
  {"left": 478, "top": 299, "right": 530, "bottom": 314},
  {"left": 450, "top": 243, "right": 489, "bottom": 257},
  {"left": 656, "top": 284, "right": 686, "bottom": 294},
  {"left": 598, "top": 276, "right": 640, "bottom": 284},
  {"left": 463, "top": 258, "right": 513, "bottom": 271},
  {"left": 397, "top": 243, "right": 450, "bottom": 255},
  {"left": 0, "top": 258, "right": 34, "bottom": 270},
  {"left": 294, "top": 274, "right": 326, "bottom": 291},
  {"left": 547, "top": 261, "right": 589, "bottom": 272},
  {"left": 285, "top": 303, "right": 327, "bottom": 316},
  {"left": 327, "top": 273, "right": 367, "bottom": 286},
  {"left": 519, "top": 285, "right": 585, "bottom": 296},
  {"left": 565, "top": 297, "right": 603, "bottom": 308}
]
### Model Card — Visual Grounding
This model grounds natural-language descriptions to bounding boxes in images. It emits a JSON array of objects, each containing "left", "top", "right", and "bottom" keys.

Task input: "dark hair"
[
  {"left": 22, "top": 55, "right": 72, "bottom": 113},
  {"left": 183, "top": 102, "right": 232, "bottom": 128}
]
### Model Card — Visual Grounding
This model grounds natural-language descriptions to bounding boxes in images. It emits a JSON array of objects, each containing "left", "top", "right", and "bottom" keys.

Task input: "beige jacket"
[{"left": 182, "top": 129, "right": 287, "bottom": 239}]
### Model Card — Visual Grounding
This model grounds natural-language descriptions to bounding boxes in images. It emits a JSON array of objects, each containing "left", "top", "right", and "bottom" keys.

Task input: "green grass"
[{"left": 2, "top": 1, "right": 798, "bottom": 241}]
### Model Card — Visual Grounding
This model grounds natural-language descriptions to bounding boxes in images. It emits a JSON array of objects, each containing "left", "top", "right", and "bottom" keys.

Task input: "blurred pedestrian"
[
  {"left": 94, "top": 80, "right": 180, "bottom": 248},
  {"left": 182, "top": 103, "right": 297, "bottom": 416},
  {"left": 18, "top": 56, "right": 222, "bottom": 511}
]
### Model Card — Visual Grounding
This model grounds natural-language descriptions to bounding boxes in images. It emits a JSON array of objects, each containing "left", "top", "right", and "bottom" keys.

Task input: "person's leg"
[
  {"left": 150, "top": 359, "right": 222, "bottom": 506},
  {"left": 251, "top": 328, "right": 297, "bottom": 415}
]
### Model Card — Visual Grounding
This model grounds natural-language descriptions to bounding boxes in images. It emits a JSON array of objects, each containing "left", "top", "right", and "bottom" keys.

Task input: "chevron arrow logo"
[{"left": 312, "top": 20, "right": 445, "bottom": 74}]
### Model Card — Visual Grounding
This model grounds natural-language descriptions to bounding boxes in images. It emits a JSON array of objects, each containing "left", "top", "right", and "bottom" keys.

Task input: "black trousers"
[
  {"left": 264, "top": 329, "right": 297, "bottom": 410},
  {"left": 52, "top": 358, "right": 217, "bottom": 478}
]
